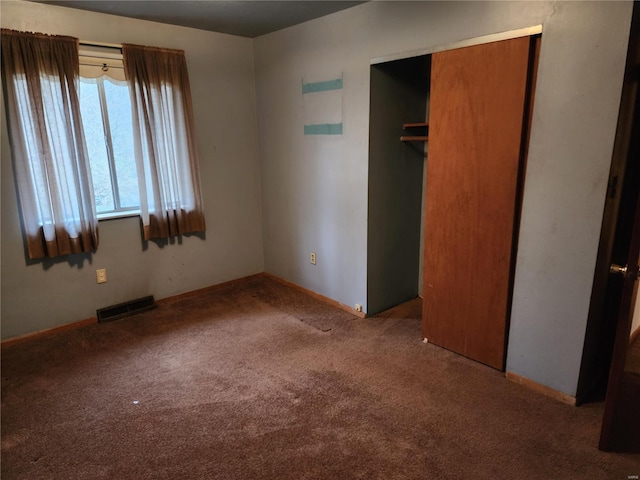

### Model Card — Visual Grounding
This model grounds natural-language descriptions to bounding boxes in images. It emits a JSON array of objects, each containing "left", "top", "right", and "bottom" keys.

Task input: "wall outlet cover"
[{"left": 96, "top": 269, "right": 107, "bottom": 284}]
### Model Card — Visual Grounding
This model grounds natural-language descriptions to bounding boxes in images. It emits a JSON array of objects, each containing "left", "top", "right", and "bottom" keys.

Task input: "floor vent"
[{"left": 97, "top": 296, "right": 156, "bottom": 323}]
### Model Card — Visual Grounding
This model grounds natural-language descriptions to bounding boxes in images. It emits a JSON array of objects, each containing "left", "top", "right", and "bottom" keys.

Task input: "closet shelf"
[
  {"left": 400, "top": 135, "right": 429, "bottom": 142},
  {"left": 401, "top": 122, "right": 429, "bottom": 142}
]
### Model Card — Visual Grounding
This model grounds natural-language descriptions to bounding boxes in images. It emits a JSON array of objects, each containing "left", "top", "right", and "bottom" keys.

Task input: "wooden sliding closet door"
[{"left": 422, "top": 36, "right": 532, "bottom": 370}]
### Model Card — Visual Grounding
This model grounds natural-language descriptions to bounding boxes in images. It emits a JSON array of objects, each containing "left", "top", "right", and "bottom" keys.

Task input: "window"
[
  {"left": 77, "top": 42, "right": 206, "bottom": 235},
  {"left": 78, "top": 45, "right": 139, "bottom": 219},
  {"left": 79, "top": 77, "right": 138, "bottom": 217},
  {"left": 2, "top": 31, "right": 206, "bottom": 260}
]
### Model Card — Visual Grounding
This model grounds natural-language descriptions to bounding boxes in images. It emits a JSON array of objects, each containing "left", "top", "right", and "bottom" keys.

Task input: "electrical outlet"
[
  {"left": 310, "top": 252, "right": 316, "bottom": 265},
  {"left": 355, "top": 304, "right": 363, "bottom": 312},
  {"left": 96, "top": 268, "right": 107, "bottom": 284}
]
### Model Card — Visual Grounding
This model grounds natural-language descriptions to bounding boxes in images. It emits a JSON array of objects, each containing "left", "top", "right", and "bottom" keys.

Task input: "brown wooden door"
[
  {"left": 598, "top": 3, "right": 640, "bottom": 451},
  {"left": 599, "top": 196, "right": 640, "bottom": 452},
  {"left": 422, "top": 36, "right": 532, "bottom": 370}
]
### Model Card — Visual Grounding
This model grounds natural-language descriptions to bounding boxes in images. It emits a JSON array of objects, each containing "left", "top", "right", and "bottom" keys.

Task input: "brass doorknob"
[
  {"left": 610, "top": 264, "right": 628, "bottom": 276},
  {"left": 609, "top": 264, "right": 640, "bottom": 278}
]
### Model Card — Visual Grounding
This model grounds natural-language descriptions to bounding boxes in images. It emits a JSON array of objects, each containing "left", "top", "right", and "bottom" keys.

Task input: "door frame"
[{"left": 370, "top": 25, "right": 542, "bottom": 66}]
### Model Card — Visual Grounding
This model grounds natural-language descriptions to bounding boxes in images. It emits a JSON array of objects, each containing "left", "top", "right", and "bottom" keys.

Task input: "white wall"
[
  {"left": 254, "top": 1, "right": 633, "bottom": 396},
  {"left": 0, "top": 1, "right": 264, "bottom": 339}
]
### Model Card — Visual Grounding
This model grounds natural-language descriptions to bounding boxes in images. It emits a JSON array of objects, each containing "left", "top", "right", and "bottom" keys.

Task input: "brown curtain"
[
  {"left": 1, "top": 29, "right": 98, "bottom": 259},
  {"left": 122, "top": 44, "right": 205, "bottom": 240}
]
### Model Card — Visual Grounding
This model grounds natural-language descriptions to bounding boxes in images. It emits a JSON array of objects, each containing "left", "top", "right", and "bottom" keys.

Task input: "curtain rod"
[
  {"left": 79, "top": 62, "right": 124, "bottom": 70},
  {"left": 79, "top": 40, "right": 122, "bottom": 51}
]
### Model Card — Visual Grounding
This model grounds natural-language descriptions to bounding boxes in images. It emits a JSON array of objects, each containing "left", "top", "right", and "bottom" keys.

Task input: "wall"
[
  {"left": 0, "top": 1, "right": 264, "bottom": 339},
  {"left": 254, "top": 1, "right": 633, "bottom": 396}
]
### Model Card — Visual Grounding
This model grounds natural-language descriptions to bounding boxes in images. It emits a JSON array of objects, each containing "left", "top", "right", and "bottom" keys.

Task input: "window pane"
[
  {"left": 104, "top": 80, "right": 138, "bottom": 209},
  {"left": 79, "top": 80, "right": 114, "bottom": 213}
]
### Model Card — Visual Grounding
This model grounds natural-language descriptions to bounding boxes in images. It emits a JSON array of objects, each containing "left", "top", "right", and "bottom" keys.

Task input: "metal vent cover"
[{"left": 97, "top": 296, "right": 155, "bottom": 323}]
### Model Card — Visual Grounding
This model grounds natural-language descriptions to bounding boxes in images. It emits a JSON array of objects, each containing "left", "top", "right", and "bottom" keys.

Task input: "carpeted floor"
[{"left": 1, "top": 275, "right": 638, "bottom": 479}]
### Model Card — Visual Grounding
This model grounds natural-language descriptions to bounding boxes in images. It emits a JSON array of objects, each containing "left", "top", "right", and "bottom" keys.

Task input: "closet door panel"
[{"left": 422, "top": 36, "right": 531, "bottom": 369}]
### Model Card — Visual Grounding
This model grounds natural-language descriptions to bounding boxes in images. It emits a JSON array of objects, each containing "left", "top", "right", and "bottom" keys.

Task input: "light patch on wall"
[{"left": 302, "top": 74, "right": 343, "bottom": 135}]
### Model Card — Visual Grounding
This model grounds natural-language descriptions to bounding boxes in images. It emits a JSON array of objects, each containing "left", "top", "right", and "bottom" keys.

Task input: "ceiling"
[{"left": 30, "top": 1, "right": 367, "bottom": 38}]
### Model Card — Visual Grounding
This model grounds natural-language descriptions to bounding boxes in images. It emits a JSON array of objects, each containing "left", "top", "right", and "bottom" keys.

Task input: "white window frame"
[{"left": 79, "top": 43, "right": 140, "bottom": 221}]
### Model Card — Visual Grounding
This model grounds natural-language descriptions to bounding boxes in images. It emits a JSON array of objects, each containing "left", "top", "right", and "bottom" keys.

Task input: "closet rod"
[{"left": 79, "top": 63, "right": 125, "bottom": 70}]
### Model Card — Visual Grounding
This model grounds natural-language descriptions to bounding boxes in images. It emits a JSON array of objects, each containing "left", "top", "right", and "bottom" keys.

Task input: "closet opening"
[{"left": 366, "top": 55, "right": 431, "bottom": 316}]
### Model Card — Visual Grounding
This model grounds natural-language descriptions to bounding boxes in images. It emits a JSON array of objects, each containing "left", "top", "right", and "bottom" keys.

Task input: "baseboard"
[
  {"left": 1, "top": 317, "right": 97, "bottom": 348},
  {"left": 1, "top": 272, "right": 361, "bottom": 346},
  {"left": 505, "top": 371, "right": 576, "bottom": 406},
  {"left": 1, "top": 274, "right": 265, "bottom": 346},
  {"left": 264, "top": 273, "right": 366, "bottom": 318}
]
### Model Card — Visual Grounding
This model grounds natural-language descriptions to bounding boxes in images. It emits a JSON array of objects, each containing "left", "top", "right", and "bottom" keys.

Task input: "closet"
[
  {"left": 368, "top": 33, "right": 540, "bottom": 370},
  {"left": 367, "top": 56, "right": 430, "bottom": 315}
]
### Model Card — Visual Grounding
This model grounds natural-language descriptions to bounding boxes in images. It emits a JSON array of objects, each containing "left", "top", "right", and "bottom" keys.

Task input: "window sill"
[{"left": 97, "top": 210, "right": 140, "bottom": 221}]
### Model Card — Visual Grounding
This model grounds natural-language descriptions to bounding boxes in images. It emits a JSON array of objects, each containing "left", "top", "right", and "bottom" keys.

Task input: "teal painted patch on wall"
[
  {"left": 302, "top": 78, "right": 343, "bottom": 94},
  {"left": 303, "top": 123, "right": 343, "bottom": 135}
]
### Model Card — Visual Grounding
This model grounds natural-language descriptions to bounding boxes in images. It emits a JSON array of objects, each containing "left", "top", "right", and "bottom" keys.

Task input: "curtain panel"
[
  {"left": 122, "top": 44, "right": 205, "bottom": 240},
  {"left": 1, "top": 29, "right": 98, "bottom": 259}
]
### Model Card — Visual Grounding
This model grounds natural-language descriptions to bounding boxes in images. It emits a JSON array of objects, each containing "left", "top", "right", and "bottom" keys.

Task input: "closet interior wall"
[{"left": 367, "top": 56, "right": 430, "bottom": 316}]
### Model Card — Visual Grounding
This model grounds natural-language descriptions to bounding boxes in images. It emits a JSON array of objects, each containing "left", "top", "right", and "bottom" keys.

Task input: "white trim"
[
  {"left": 97, "top": 210, "right": 140, "bottom": 221},
  {"left": 371, "top": 24, "right": 543, "bottom": 65}
]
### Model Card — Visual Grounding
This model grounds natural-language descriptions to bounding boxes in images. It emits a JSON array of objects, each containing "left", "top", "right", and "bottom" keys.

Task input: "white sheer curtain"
[
  {"left": 122, "top": 44, "right": 205, "bottom": 240},
  {"left": 1, "top": 29, "right": 98, "bottom": 259}
]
